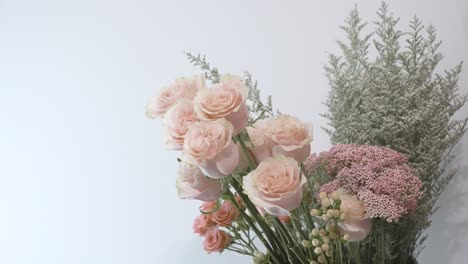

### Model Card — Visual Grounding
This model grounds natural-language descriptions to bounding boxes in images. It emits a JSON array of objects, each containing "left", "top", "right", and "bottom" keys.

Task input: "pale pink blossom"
[
  {"left": 211, "top": 201, "right": 239, "bottom": 227},
  {"left": 163, "top": 100, "right": 199, "bottom": 150},
  {"left": 193, "top": 214, "right": 215, "bottom": 236},
  {"left": 265, "top": 115, "right": 313, "bottom": 163},
  {"left": 246, "top": 118, "right": 275, "bottom": 163},
  {"left": 176, "top": 163, "right": 222, "bottom": 201},
  {"left": 307, "top": 144, "right": 422, "bottom": 222},
  {"left": 243, "top": 156, "right": 307, "bottom": 216},
  {"left": 146, "top": 75, "right": 205, "bottom": 119},
  {"left": 334, "top": 188, "right": 372, "bottom": 241},
  {"left": 193, "top": 75, "right": 249, "bottom": 134},
  {"left": 183, "top": 119, "right": 239, "bottom": 179},
  {"left": 203, "top": 228, "right": 232, "bottom": 254}
]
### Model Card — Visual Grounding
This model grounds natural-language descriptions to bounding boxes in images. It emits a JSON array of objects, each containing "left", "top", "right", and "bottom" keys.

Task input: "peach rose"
[
  {"left": 243, "top": 156, "right": 307, "bottom": 216},
  {"left": 246, "top": 118, "right": 275, "bottom": 163},
  {"left": 211, "top": 200, "right": 239, "bottom": 227},
  {"left": 200, "top": 200, "right": 219, "bottom": 213},
  {"left": 193, "top": 214, "right": 215, "bottom": 236},
  {"left": 265, "top": 115, "right": 313, "bottom": 163},
  {"left": 335, "top": 188, "right": 372, "bottom": 241},
  {"left": 163, "top": 100, "right": 199, "bottom": 150},
  {"left": 145, "top": 75, "right": 205, "bottom": 119},
  {"left": 203, "top": 228, "right": 232, "bottom": 254},
  {"left": 183, "top": 119, "right": 239, "bottom": 179},
  {"left": 193, "top": 75, "right": 249, "bottom": 135},
  {"left": 176, "top": 163, "right": 222, "bottom": 201}
]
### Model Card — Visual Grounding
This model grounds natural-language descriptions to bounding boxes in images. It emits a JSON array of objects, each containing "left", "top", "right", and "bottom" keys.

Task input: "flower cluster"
[
  {"left": 192, "top": 200, "right": 239, "bottom": 253},
  {"left": 305, "top": 144, "right": 423, "bottom": 222},
  {"left": 147, "top": 73, "right": 314, "bottom": 260},
  {"left": 306, "top": 189, "right": 372, "bottom": 263},
  {"left": 146, "top": 75, "right": 250, "bottom": 179}
]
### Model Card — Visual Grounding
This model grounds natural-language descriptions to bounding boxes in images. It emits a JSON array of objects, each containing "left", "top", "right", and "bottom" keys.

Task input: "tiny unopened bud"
[
  {"left": 329, "top": 231, "right": 337, "bottom": 239},
  {"left": 343, "top": 234, "right": 350, "bottom": 241},
  {"left": 314, "top": 247, "right": 322, "bottom": 254},
  {"left": 327, "top": 209, "right": 335, "bottom": 218},
  {"left": 323, "top": 237, "right": 330, "bottom": 243},
  {"left": 321, "top": 243, "right": 330, "bottom": 251},
  {"left": 319, "top": 229, "right": 328, "bottom": 237},
  {"left": 312, "top": 228, "right": 320, "bottom": 236},
  {"left": 321, "top": 214, "right": 329, "bottom": 221},
  {"left": 321, "top": 198, "right": 331, "bottom": 208},
  {"left": 310, "top": 261, "right": 318, "bottom": 264},
  {"left": 319, "top": 192, "right": 327, "bottom": 199},
  {"left": 312, "top": 238, "right": 320, "bottom": 247},
  {"left": 331, "top": 191, "right": 339, "bottom": 200},
  {"left": 325, "top": 250, "right": 331, "bottom": 257},
  {"left": 317, "top": 255, "right": 325, "bottom": 263},
  {"left": 302, "top": 240, "right": 311, "bottom": 247},
  {"left": 310, "top": 208, "right": 321, "bottom": 217}
]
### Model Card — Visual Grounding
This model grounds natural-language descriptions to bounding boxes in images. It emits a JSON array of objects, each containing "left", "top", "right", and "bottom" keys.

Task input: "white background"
[{"left": 0, "top": 0, "right": 467, "bottom": 263}]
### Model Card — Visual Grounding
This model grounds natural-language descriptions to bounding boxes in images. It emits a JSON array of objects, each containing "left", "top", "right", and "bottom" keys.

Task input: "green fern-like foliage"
[
  {"left": 185, "top": 52, "right": 276, "bottom": 122},
  {"left": 324, "top": 3, "right": 467, "bottom": 263}
]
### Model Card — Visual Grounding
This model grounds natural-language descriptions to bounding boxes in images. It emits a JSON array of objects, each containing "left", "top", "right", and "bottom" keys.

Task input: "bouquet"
[{"left": 145, "top": 3, "right": 466, "bottom": 264}]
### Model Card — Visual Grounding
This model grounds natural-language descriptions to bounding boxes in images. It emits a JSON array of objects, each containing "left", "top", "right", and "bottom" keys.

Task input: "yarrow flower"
[{"left": 305, "top": 144, "right": 423, "bottom": 222}]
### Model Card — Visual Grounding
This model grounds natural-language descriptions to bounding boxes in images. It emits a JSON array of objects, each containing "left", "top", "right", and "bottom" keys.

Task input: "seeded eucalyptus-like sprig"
[
  {"left": 324, "top": 2, "right": 467, "bottom": 263},
  {"left": 185, "top": 52, "right": 277, "bottom": 122}
]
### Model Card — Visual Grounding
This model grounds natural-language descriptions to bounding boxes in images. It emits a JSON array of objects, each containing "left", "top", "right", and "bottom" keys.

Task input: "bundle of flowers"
[
  {"left": 144, "top": 3, "right": 467, "bottom": 264},
  {"left": 145, "top": 60, "right": 424, "bottom": 263}
]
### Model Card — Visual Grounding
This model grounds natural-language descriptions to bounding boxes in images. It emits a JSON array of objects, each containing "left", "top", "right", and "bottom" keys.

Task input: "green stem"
[
  {"left": 273, "top": 220, "right": 296, "bottom": 264},
  {"left": 237, "top": 133, "right": 257, "bottom": 170},
  {"left": 226, "top": 190, "right": 283, "bottom": 264},
  {"left": 231, "top": 181, "right": 286, "bottom": 260},
  {"left": 350, "top": 242, "right": 362, "bottom": 264},
  {"left": 274, "top": 218, "right": 309, "bottom": 264}
]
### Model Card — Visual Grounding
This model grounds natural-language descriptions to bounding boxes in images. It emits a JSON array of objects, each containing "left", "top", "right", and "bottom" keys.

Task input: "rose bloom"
[
  {"left": 193, "top": 214, "right": 216, "bottom": 236},
  {"left": 146, "top": 75, "right": 205, "bottom": 119},
  {"left": 246, "top": 118, "right": 275, "bottom": 163},
  {"left": 200, "top": 200, "right": 219, "bottom": 213},
  {"left": 193, "top": 75, "right": 249, "bottom": 135},
  {"left": 163, "top": 99, "right": 199, "bottom": 150},
  {"left": 183, "top": 119, "right": 239, "bottom": 179},
  {"left": 265, "top": 115, "right": 313, "bottom": 163},
  {"left": 203, "top": 228, "right": 232, "bottom": 254},
  {"left": 211, "top": 200, "right": 239, "bottom": 227},
  {"left": 176, "top": 163, "right": 222, "bottom": 201},
  {"left": 335, "top": 188, "right": 372, "bottom": 241},
  {"left": 243, "top": 155, "right": 307, "bottom": 216}
]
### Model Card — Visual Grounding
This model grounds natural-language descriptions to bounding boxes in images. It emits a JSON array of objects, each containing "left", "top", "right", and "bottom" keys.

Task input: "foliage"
[
  {"left": 185, "top": 52, "right": 275, "bottom": 122},
  {"left": 324, "top": 3, "right": 467, "bottom": 263}
]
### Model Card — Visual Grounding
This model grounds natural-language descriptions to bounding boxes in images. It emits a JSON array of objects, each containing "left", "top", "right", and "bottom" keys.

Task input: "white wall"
[{"left": 0, "top": 0, "right": 466, "bottom": 263}]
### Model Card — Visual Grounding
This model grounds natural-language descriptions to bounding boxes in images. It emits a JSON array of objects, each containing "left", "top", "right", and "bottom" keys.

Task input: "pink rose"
[
  {"left": 335, "top": 188, "right": 372, "bottom": 241},
  {"left": 246, "top": 118, "right": 275, "bottom": 163},
  {"left": 211, "top": 200, "right": 239, "bottom": 227},
  {"left": 163, "top": 100, "right": 199, "bottom": 150},
  {"left": 243, "top": 156, "right": 307, "bottom": 216},
  {"left": 200, "top": 200, "right": 219, "bottom": 213},
  {"left": 183, "top": 119, "right": 240, "bottom": 179},
  {"left": 265, "top": 115, "right": 313, "bottom": 163},
  {"left": 203, "top": 228, "right": 232, "bottom": 254},
  {"left": 193, "top": 214, "right": 215, "bottom": 236},
  {"left": 193, "top": 75, "right": 249, "bottom": 135},
  {"left": 146, "top": 75, "right": 205, "bottom": 119},
  {"left": 176, "top": 163, "right": 222, "bottom": 201}
]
